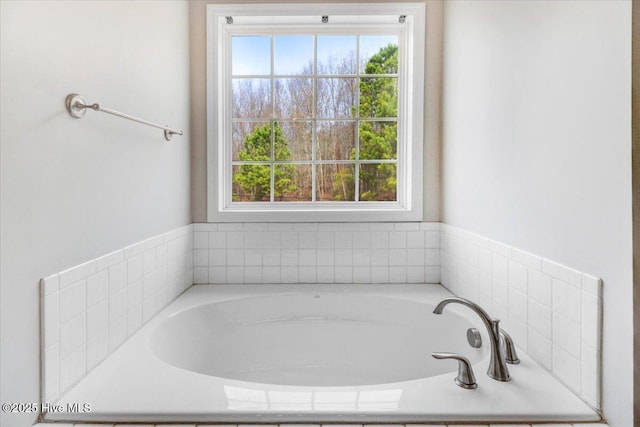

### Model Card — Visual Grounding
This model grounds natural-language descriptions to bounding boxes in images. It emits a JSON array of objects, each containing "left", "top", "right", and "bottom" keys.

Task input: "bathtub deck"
[{"left": 47, "top": 284, "right": 600, "bottom": 424}]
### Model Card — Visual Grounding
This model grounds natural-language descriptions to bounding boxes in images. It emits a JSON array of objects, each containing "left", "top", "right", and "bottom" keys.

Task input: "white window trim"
[{"left": 206, "top": 3, "right": 424, "bottom": 222}]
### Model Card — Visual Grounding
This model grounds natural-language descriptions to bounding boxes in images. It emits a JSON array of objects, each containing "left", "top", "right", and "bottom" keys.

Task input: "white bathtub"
[{"left": 51, "top": 284, "right": 599, "bottom": 423}]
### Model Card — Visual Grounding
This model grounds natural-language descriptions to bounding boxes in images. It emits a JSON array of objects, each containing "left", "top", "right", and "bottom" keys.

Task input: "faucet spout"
[{"left": 433, "top": 297, "right": 511, "bottom": 382}]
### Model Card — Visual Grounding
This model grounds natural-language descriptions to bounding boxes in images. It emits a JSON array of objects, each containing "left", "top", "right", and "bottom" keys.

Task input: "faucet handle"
[
  {"left": 499, "top": 329, "right": 520, "bottom": 364},
  {"left": 431, "top": 352, "right": 478, "bottom": 389}
]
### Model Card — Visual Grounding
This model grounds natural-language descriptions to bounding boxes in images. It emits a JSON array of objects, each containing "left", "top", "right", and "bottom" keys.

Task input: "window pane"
[
  {"left": 359, "top": 77, "right": 397, "bottom": 118},
  {"left": 277, "top": 121, "right": 312, "bottom": 161},
  {"left": 359, "top": 121, "right": 397, "bottom": 160},
  {"left": 275, "top": 164, "right": 312, "bottom": 202},
  {"left": 232, "top": 79, "right": 271, "bottom": 119},
  {"left": 232, "top": 36, "right": 271, "bottom": 76},
  {"left": 359, "top": 163, "right": 397, "bottom": 201},
  {"left": 317, "top": 35, "right": 357, "bottom": 74},
  {"left": 232, "top": 164, "right": 271, "bottom": 202},
  {"left": 359, "top": 36, "right": 399, "bottom": 74},
  {"left": 275, "top": 35, "right": 313, "bottom": 75},
  {"left": 233, "top": 121, "right": 271, "bottom": 161},
  {"left": 316, "top": 164, "right": 355, "bottom": 201},
  {"left": 316, "top": 121, "right": 355, "bottom": 161},
  {"left": 317, "top": 78, "right": 357, "bottom": 118},
  {"left": 274, "top": 78, "right": 313, "bottom": 119}
]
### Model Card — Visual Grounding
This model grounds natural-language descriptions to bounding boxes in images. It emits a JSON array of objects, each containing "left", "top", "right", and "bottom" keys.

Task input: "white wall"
[
  {"left": 442, "top": 1, "right": 632, "bottom": 426},
  {"left": 0, "top": 1, "right": 191, "bottom": 426}
]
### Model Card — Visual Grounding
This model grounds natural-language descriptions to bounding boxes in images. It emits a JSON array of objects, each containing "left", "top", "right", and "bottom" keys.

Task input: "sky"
[{"left": 232, "top": 34, "right": 398, "bottom": 76}]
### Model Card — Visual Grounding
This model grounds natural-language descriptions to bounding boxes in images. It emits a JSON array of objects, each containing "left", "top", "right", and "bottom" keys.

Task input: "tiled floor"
[{"left": 33, "top": 422, "right": 610, "bottom": 427}]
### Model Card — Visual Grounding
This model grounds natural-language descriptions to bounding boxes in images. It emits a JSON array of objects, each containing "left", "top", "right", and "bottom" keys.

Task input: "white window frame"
[{"left": 207, "top": 3, "right": 424, "bottom": 222}]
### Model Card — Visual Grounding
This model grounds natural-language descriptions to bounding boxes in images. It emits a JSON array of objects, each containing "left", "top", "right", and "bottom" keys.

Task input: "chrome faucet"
[{"left": 433, "top": 297, "right": 511, "bottom": 382}]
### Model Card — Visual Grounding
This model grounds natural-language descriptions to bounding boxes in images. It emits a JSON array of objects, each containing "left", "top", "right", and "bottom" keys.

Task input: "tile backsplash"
[
  {"left": 440, "top": 224, "right": 602, "bottom": 410},
  {"left": 192, "top": 222, "right": 441, "bottom": 284},
  {"left": 40, "top": 221, "right": 602, "bottom": 414},
  {"left": 41, "top": 225, "right": 193, "bottom": 404}
]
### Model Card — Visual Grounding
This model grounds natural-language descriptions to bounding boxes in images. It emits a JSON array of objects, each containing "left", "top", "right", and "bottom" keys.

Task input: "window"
[{"left": 207, "top": 3, "right": 425, "bottom": 221}]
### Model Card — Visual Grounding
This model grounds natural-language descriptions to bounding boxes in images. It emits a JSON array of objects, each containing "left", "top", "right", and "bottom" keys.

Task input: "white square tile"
[
  {"left": 424, "top": 231, "right": 440, "bottom": 248},
  {"left": 407, "top": 248, "right": 425, "bottom": 266},
  {"left": 155, "top": 244, "right": 168, "bottom": 268},
  {"left": 581, "top": 343, "right": 600, "bottom": 406},
  {"left": 508, "top": 260, "right": 528, "bottom": 293},
  {"left": 389, "top": 249, "right": 407, "bottom": 266},
  {"left": 316, "top": 266, "right": 334, "bottom": 283},
  {"left": 281, "top": 266, "right": 299, "bottom": 283},
  {"left": 244, "top": 231, "right": 262, "bottom": 248},
  {"left": 244, "top": 266, "right": 263, "bottom": 283},
  {"left": 44, "top": 344, "right": 59, "bottom": 401},
  {"left": 267, "top": 223, "right": 292, "bottom": 231},
  {"left": 58, "top": 260, "right": 96, "bottom": 289},
  {"left": 293, "top": 222, "right": 319, "bottom": 231},
  {"left": 425, "top": 266, "right": 440, "bottom": 283},
  {"left": 42, "top": 274, "right": 59, "bottom": 295},
  {"left": 491, "top": 254, "right": 508, "bottom": 284},
  {"left": 508, "top": 288, "right": 528, "bottom": 322},
  {"left": 511, "top": 248, "right": 542, "bottom": 271},
  {"left": 335, "top": 232, "right": 353, "bottom": 248},
  {"left": 87, "top": 300, "right": 108, "bottom": 340},
  {"left": 59, "top": 313, "right": 86, "bottom": 359},
  {"left": 489, "top": 240, "right": 511, "bottom": 258},
  {"left": 59, "top": 280, "right": 86, "bottom": 324},
  {"left": 371, "top": 249, "right": 389, "bottom": 266},
  {"left": 226, "top": 231, "right": 244, "bottom": 248},
  {"left": 582, "top": 291, "right": 601, "bottom": 349},
  {"left": 528, "top": 298, "right": 552, "bottom": 339},
  {"left": 109, "top": 290, "right": 128, "bottom": 323},
  {"left": 261, "top": 266, "right": 280, "bottom": 283},
  {"left": 108, "top": 316, "right": 128, "bottom": 352},
  {"left": 209, "top": 231, "right": 226, "bottom": 248},
  {"left": 299, "top": 232, "right": 317, "bottom": 249},
  {"left": 552, "top": 344, "right": 581, "bottom": 394},
  {"left": 143, "top": 250, "right": 156, "bottom": 275},
  {"left": 299, "top": 249, "right": 317, "bottom": 266},
  {"left": 316, "top": 231, "right": 335, "bottom": 248},
  {"left": 142, "top": 272, "right": 157, "bottom": 299},
  {"left": 193, "top": 248, "right": 208, "bottom": 267},
  {"left": 59, "top": 345, "right": 86, "bottom": 393},
  {"left": 492, "top": 281, "right": 508, "bottom": 309},
  {"left": 334, "top": 266, "right": 353, "bottom": 283},
  {"left": 209, "top": 249, "right": 227, "bottom": 266},
  {"left": 226, "top": 266, "right": 245, "bottom": 283},
  {"left": 406, "top": 230, "right": 425, "bottom": 248},
  {"left": 353, "top": 249, "right": 371, "bottom": 266},
  {"left": 86, "top": 270, "right": 109, "bottom": 308},
  {"left": 370, "top": 231, "right": 389, "bottom": 248},
  {"left": 142, "top": 297, "right": 157, "bottom": 323},
  {"left": 369, "top": 266, "right": 387, "bottom": 283},
  {"left": 226, "top": 249, "right": 245, "bottom": 266},
  {"left": 353, "top": 266, "right": 371, "bottom": 283},
  {"left": 334, "top": 249, "right": 353, "bottom": 266},
  {"left": 299, "top": 266, "right": 317, "bottom": 283},
  {"left": 407, "top": 266, "right": 425, "bottom": 283},
  {"left": 127, "top": 305, "right": 143, "bottom": 335},
  {"left": 582, "top": 274, "right": 602, "bottom": 296},
  {"left": 352, "top": 232, "right": 371, "bottom": 248},
  {"left": 552, "top": 279, "right": 581, "bottom": 323},
  {"left": 86, "top": 329, "right": 109, "bottom": 371},
  {"left": 193, "top": 267, "right": 209, "bottom": 284},
  {"left": 193, "top": 231, "right": 209, "bottom": 249},
  {"left": 280, "top": 231, "right": 299, "bottom": 248},
  {"left": 527, "top": 328, "right": 552, "bottom": 370},
  {"left": 552, "top": 312, "right": 581, "bottom": 359},
  {"left": 389, "top": 266, "right": 407, "bottom": 283},
  {"left": 388, "top": 231, "right": 407, "bottom": 248},
  {"left": 108, "top": 261, "right": 127, "bottom": 296},
  {"left": 425, "top": 248, "right": 440, "bottom": 266},
  {"left": 123, "top": 241, "right": 145, "bottom": 259},
  {"left": 95, "top": 250, "right": 124, "bottom": 271},
  {"left": 244, "top": 248, "right": 262, "bottom": 266},
  {"left": 542, "top": 259, "right": 582, "bottom": 288},
  {"left": 260, "top": 231, "right": 281, "bottom": 248},
  {"left": 528, "top": 269, "right": 552, "bottom": 307},
  {"left": 43, "top": 292, "right": 59, "bottom": 349},
  {"left": 395, "top": 222, "right": 419, "bottom": 230},
  {"left": 279, "top": 249, "right": 298, "bottom": 266},
  {"left": 208, "top": 267, "right": 227, "bottom": 284}
]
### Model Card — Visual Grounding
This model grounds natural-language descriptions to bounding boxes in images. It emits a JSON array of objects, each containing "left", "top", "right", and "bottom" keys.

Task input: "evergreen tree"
[{"left": 233, "top": 123, "right": 296, "bottom": 201}]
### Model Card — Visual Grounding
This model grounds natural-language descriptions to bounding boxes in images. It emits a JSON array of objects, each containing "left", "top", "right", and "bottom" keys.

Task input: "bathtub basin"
[
  {"left": 50, "top": 284, "right": 600, "bottom": 423},
  {"left": 150, "top": 293, "right": 486, "bottom": 386}
]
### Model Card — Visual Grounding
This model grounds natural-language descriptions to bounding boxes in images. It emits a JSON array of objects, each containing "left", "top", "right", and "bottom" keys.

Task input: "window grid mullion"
[
  {"left": 270, "top": 34, "right": 275, "bottom": 202},
  {"left": 354, "top": 34, "right": 361, "bottom": 202},
  {"left": 311, "top": 34, "right": 318, "bottom": 202}
]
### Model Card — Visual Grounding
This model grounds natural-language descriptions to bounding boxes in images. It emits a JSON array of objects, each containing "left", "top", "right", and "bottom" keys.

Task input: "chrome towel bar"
[{"left": 65, "top": 93, "right": 183, "bottom": 141}]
